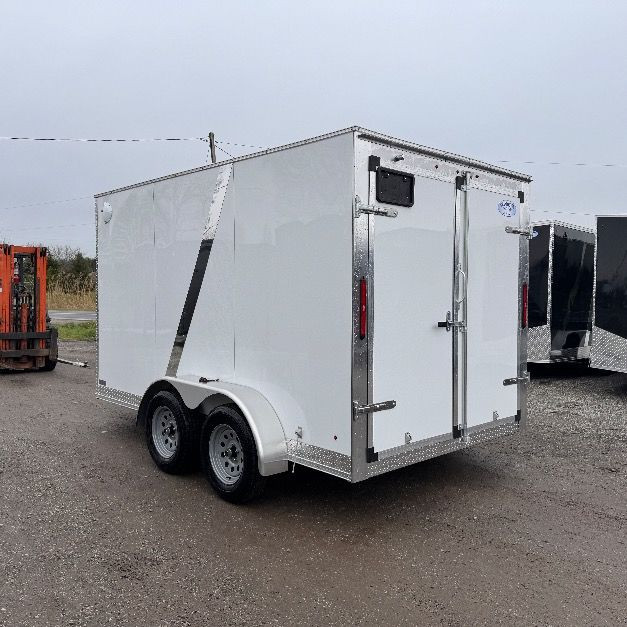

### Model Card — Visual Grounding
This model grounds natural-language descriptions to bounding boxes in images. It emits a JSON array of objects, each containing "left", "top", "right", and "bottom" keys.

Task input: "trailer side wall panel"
[
  {"left": 97, "top": 185, "right": 157, "bottom": 397},
  {"left": 232, "top": 134, "right": 354, "bottom": 455}
]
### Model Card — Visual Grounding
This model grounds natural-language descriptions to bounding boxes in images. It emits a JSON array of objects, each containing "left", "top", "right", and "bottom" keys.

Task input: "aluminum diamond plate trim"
[
  {"left": 365, "top": 420, "right": 520, "bottom": 479},
  {"left": 590, "top": 327, "right": 627, "bottom": 373},
  {"left": 96, "top": 385, "right": 141, "bottom": 410},
  {"left": 287, "top": 440, "right": 351, "bottom": 481},
  {"left": 528, "top": 324, "right": 551, "bottom": 362}
]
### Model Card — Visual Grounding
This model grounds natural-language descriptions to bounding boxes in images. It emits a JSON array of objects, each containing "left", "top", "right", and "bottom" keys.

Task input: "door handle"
[
  {"left": 455, "top": 268, "right": 467, "bottom": 304},
  {"left": 352, "top": 400, "right": 397, "bottom": 420}
]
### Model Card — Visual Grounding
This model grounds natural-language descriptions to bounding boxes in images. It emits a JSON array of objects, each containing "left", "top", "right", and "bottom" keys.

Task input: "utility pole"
[{"left": 208, "top": 132, "right": 217, "bottom": 164}]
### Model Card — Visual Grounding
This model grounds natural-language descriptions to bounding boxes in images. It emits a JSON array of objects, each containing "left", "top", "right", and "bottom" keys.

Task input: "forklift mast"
[{"left": 0, "top": 244, "right": 58, "bottom": 371}]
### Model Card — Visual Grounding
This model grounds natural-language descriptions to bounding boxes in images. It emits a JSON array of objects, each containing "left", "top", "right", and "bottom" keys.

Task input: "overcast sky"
[{"left": 1, "top": 1, "right": 626, "bottom": 255}]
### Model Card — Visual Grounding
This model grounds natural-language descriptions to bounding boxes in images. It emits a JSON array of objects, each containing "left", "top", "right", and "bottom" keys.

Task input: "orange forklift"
[{"left": 0, "top": 245, "right": 57, "bottom": 371}]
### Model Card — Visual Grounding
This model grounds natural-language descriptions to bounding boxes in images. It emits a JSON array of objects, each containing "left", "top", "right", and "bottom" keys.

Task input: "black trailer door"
[
  {"left": 592, "top": 217, "right": 627, "bottom": 372},
  {"left": 529, "top": 225, "right": 550, "bottom": 329},
  {"left": 550, "top": 225, "right": 595, "bottom": 358}
]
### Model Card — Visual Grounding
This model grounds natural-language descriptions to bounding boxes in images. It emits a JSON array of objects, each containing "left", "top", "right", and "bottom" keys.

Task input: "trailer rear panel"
[
  {"left": 353, "top": 133, "right": 528, "bottom": 479},
  {"left": 528, "top": 222, "right": 594, "bottom": 363}
]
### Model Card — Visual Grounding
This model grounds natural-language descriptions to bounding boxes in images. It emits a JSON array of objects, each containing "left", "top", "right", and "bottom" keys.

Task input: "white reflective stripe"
[{"left": 202, "top": 164, "right": 233, "bottom": 241}]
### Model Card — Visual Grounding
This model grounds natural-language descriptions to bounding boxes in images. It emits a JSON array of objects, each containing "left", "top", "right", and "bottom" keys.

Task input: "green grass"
[{"left": 55, "top": 321, "right": 97, "bottom": 341}]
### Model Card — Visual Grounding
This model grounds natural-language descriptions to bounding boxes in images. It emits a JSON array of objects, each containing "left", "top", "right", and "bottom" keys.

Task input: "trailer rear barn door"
[
  {"left": 371, "top": 175, "right": 455, "bottom": 452},
  {"left": 465, "top": 186, "right": 520, "bottom": 427}
]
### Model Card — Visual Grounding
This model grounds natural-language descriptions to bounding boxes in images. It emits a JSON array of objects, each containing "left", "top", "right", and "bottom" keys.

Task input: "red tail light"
[
  {"left": 521, "top": 282, "right": 528, "bottom": 328},
  {"left": 359, "top": 277, "right": 367, "bottom": 339}
]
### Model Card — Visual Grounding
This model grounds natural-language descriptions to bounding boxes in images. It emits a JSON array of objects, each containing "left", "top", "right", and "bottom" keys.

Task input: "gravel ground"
[{"left": 1, "top": 342, "right": 625, "bottom": 626}]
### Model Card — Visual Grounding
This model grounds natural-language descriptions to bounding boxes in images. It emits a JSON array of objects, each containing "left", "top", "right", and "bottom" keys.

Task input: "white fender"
[{"left": 163, "top": 376, "right": 288, "bottom": 476}]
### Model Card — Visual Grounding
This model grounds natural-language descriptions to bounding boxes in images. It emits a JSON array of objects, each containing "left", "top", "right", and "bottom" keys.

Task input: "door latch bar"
[
  {"left": 505, "top": 225, "right": 534, "bottom": 239},
  {"left": 503, "top": 372, "right": 530, "bottom": 386},
  {"left": 437, "top": 311, "right": 466, "bottom": 332},
  {"left": 352, "top": 400, "right": 396, "bottom": 420},
  {"left": 354, "top": 195, "right": 398, "bottom": 219}
]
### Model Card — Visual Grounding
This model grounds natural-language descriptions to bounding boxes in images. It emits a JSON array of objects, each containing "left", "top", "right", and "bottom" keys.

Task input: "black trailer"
[
  {"left": 590, "top": 216, "right": 627, "bottom": 372},
  {"left": 528, "top": 221, "right": 595, "bottom": 363}
]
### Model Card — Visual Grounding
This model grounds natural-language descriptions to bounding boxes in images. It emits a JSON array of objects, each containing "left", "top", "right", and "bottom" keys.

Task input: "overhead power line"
[
  {"left": 216, "top": 144, "right": 235, "bottom": 159},
  {"left": 530, "top": 209, "right": 597, "bottom": 216},
  {"left": 496, "top": 159, "right": 627, "bottom": 169},
  {"left": 216, "top": 140, "right": 267, "bottom": 150},
  {"left": 0, "top": 136, "right": 204, "bottom": 142},
  {"left": 0, "top": 134, "right": 268, "bottom": 151},
  {"left": 0, "top": 195, "right": 92, "bottom": 213},
  {"left": 1, "top": 222, "right": 92, "bottom": 232},
  {"left": 2, "top": 135, "right": 627, "bottom": 166},
  {"left": 3, "top": 135, "right": 625, "bottom": 167}
]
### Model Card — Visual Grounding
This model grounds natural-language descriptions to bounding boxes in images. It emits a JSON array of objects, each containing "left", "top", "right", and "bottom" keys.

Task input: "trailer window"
[{"left": 528, "top": 225, "right": 550, "bottom": 327}]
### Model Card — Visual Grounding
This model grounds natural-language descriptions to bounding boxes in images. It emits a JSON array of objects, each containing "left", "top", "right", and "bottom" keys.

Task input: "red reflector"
[
  {"left": 359, "top": 277, "right": 367, "bottom": 339},
  {"left": 522, "top": 282, "right": 528, "bottom": 328}
]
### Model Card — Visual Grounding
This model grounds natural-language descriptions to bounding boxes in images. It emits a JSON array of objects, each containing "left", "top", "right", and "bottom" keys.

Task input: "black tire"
[
  {"left": 200, "top": 405, "right": 266, "bottom": 503},
  {"left": 145, "top": 391, "right": 197, "bottom": 474},
  {"left": 41, "top": 358, "right": 57, "bottom": 372}
]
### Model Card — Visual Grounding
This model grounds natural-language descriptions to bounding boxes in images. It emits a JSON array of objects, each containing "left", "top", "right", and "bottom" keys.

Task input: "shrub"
[{"left": 46, "top": 246, "right": 96, "bottom": 311}]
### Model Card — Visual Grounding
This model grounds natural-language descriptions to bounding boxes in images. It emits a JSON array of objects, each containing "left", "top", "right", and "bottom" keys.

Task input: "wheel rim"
[
  {"left": 209, "top": 424, "right": 244, "bottom": 485},
  {"left": 151, "top": 406, "right": 178, "bottom": 460}
]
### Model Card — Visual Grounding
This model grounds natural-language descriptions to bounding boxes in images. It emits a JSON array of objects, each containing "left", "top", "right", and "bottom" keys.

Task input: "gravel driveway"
[{"left": 1, "top": 342, "right": 625, "bottom": 626}]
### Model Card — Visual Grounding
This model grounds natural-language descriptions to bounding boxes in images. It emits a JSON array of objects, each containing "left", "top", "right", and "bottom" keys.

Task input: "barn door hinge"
[
  {"left": 505, "top": 225, "right": 534, "bottom": 239},
  {"left": 354, "top": 195, "right": 398, "bottom": 218},
  {"left": 503, "top": 372, "right": 530, "bottom": 386},
  {"left": 352, "top": 400, "right": 396, "bottom": 420}
]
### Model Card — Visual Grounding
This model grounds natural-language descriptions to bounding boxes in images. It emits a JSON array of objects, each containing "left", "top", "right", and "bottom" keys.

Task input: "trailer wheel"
[
  {"left": 200, "top": 405, "right": 266, "bottom": 503},
  {"left": 41, "top": 357, "right": 57, "bottom": 371},
  {"left": 145, "top": 391, "right": 196, "bottom": 474}
]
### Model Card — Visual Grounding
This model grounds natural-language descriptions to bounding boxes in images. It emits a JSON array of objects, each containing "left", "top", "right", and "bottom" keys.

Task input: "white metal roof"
[{"left": 95, "top": 126, "right": 532, "bottom": 198}]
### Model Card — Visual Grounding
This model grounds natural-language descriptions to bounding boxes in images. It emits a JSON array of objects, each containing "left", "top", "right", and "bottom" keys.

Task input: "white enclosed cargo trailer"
[{"left": 96, "top": 127, "right": 531, "bottom": 502}]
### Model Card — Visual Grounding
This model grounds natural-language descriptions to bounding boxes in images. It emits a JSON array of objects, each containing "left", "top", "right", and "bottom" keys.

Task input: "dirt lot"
[{"left": 1, "top": 342, "right": 626, "bottom": 626}]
